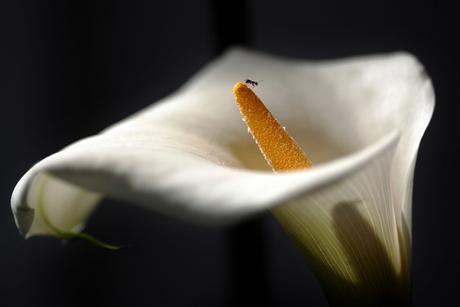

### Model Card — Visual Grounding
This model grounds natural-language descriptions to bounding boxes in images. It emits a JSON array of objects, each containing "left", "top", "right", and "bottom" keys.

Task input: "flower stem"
[{"left": 38, "top": 175, "right": 130, "bottom": 251}]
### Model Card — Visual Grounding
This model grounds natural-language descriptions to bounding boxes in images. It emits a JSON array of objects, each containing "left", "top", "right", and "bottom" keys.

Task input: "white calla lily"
[{"left": 11, "top": 48, "right": 434, "bottom": 306}]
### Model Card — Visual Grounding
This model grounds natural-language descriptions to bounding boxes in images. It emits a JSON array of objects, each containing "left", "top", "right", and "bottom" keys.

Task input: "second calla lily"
[{"left": 11, "top": 48, "right": 434, "bottom": 306}]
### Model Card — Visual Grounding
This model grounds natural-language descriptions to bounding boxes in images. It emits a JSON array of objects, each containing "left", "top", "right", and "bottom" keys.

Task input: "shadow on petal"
[
  {"left": 325, "top": 201, "right": 409, "bottom": 306},
  {"left": 273, "top": 200, "right": 410, "bottom": 307}
]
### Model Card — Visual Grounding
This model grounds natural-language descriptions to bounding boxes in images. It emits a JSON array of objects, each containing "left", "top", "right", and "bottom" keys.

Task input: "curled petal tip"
[{"left": 13, "top": 206, "right": 35, "bottom": 238}]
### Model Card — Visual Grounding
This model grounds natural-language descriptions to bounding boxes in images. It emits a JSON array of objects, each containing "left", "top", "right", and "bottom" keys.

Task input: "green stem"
[{"left": 38, "top": 175, "right": 130, "bottom": 251}]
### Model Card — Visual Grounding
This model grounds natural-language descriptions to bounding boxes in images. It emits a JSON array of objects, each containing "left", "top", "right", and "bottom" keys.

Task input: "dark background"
[{"left": 0, "top": 1, "right": 457, "bottom": 306}]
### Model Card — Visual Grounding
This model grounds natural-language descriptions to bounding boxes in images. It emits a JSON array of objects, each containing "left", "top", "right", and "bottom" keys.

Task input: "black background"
[{"left": 0, "top": 1, "right": 458, "bottom": 306}]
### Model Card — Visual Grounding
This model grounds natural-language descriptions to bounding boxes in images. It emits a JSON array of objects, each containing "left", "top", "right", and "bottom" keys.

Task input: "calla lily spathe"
[{"left": 11, "top": 48, "right": 434, "bottom": 306}]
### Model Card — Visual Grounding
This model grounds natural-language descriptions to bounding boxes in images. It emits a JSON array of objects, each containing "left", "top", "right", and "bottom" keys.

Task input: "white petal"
[
  {"left": 272, "top": 132, "right": 409, "bottom": 306},
  {"left": 20, "top": 173, "right": 102, "bottom": 238},
  {"left": 11, "top": 48, "right": 434, "bottom": 239}
]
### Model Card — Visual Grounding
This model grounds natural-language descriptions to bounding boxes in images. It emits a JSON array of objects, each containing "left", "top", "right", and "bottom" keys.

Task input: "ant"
[{"left": 244, "top": 79, "right": 263, "bottom": 88}]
